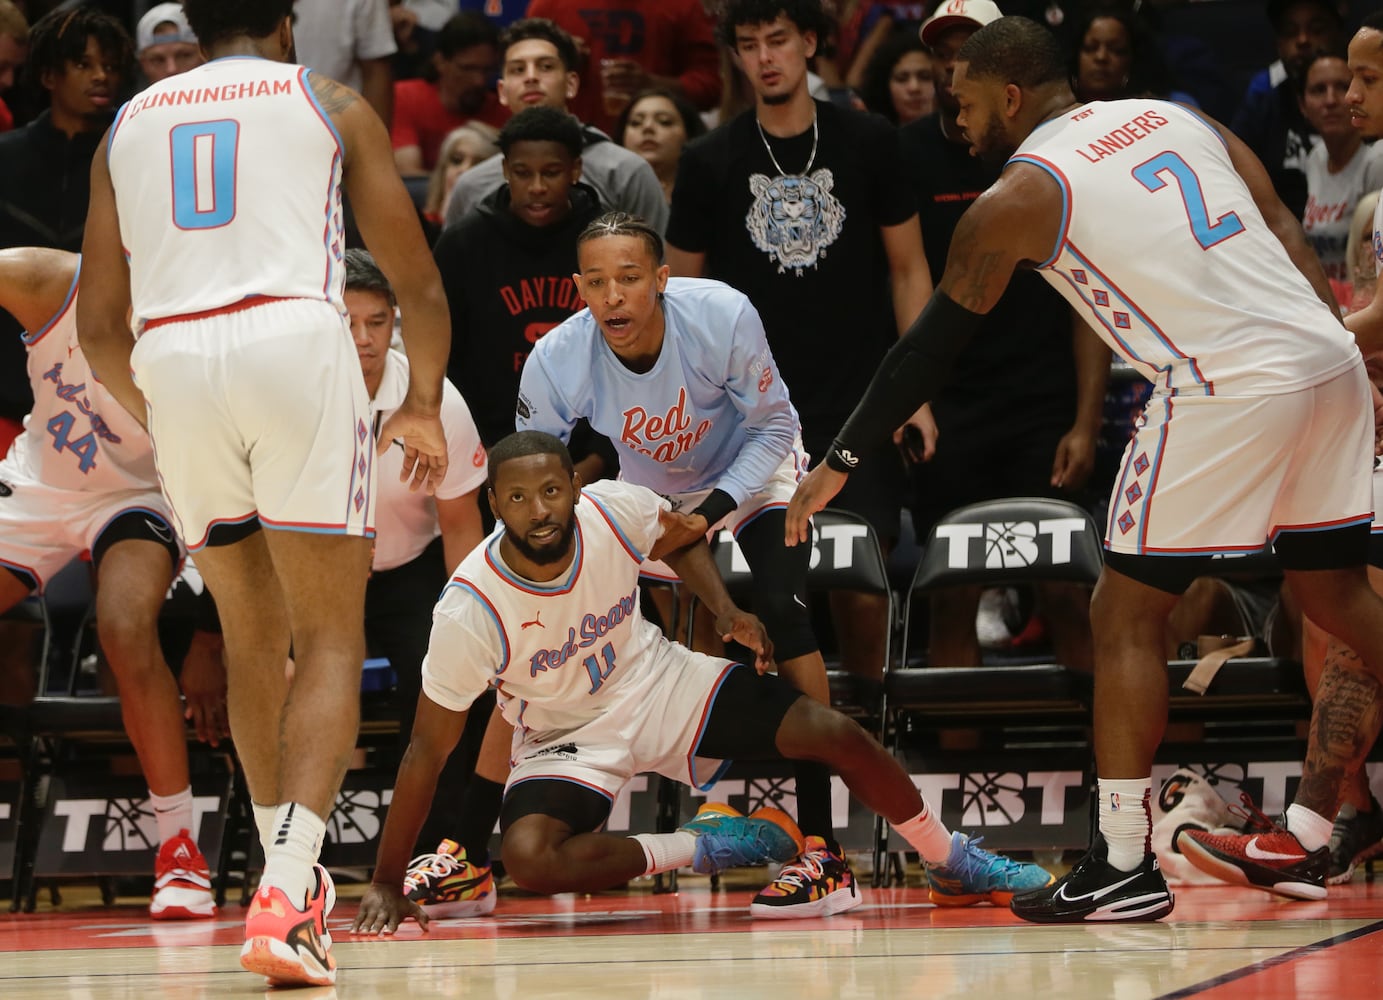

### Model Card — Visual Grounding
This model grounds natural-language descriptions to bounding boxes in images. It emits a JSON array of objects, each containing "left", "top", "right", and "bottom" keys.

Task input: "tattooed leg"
[{"left": 1296, "top": 638, "right": 1383, "bottom": 817}]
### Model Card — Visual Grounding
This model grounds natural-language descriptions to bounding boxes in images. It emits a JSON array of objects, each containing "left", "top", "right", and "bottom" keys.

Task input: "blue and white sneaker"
[
  {"left": 681, "top": 802, "right": 805, "bottom": 875},
  {"left": 925, "top": 831, "right": 1055, "bottom": 906}
]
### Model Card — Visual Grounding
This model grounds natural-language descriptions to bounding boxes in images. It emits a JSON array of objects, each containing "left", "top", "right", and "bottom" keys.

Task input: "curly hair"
[
  {"left": 25, "top": 4, "right": 132, "bottom": 90},
  {"left": 714, "top": 0, "right": 835, "bottom": 50},
  {"left": 182, "top": 0, "right": 293, "bottom": 49}
]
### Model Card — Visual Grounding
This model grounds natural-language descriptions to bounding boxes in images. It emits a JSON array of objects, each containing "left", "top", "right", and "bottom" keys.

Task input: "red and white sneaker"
[
  {"left": 1180, "top": 827, "right": 1329, "bottom": 900},
  {"left": 240, "top": 867, "right": 336, "bottom": 986},
  {"left": 149, "top": 829, "right": 216, "bottom": 920}
]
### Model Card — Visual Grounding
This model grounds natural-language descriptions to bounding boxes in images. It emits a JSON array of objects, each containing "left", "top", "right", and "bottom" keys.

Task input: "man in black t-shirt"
[
  {"left": 666, "top": 0, "right": 935, "bottom": 920},
  {"left": 898, "top": 0, "right": 1106, "bottom": 671}
]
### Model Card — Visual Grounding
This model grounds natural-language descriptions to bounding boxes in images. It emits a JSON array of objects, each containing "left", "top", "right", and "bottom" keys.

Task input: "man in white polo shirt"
[{"left": 345, "top": 248, "right": 487, "bottom": 745}]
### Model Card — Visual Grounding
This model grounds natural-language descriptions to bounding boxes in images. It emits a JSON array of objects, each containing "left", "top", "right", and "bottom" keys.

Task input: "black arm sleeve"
[{"left": 824, "top": 292, "right": 985, "bottom": 472}]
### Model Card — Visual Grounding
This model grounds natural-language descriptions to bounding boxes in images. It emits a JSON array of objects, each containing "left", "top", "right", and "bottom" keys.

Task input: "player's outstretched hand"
[
  {"left": 785, "top": 464, "right": 847, "bottom": 545},
  {"left": 716, "top": 610, "right": 775, "bottom": 673},
  {"left": 378, "top": 397, "right": 449, "bottom": 495},
  {"left": 648, "top": 509, "right": 710, "bottom": 561},
  {"left": 352, "top": 883, "right": 430, "bottom": 936},
  {"left": 179, "top": 632, "right": 228, "bottom": 747}
]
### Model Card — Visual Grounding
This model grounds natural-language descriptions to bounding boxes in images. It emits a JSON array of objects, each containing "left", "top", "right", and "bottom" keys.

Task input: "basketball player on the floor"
[
  {"left": 399, "top": 213, "right": 1050, "bottom": 922},
  {"left": 787, "top": 17, "right": 1383, "bottom": 921},
  {"left": 0, "top": 247, "right": 214, "bottom": 921},
  {"left": 77, "top": 0, "right": 451, "bottom": 986},
  {"left": 352, "top": 431, "right": 1051, "bottom": 935}
]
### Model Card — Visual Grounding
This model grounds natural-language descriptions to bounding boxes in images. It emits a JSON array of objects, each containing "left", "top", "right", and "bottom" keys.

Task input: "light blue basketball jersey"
[{"left": 517, "top": 278, "right": 801, "bottom": 505}]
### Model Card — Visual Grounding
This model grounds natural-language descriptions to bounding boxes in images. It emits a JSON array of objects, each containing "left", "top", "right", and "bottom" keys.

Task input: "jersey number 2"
[
  {"left": 170, "top": 120, "right": 239, "bottom": 230},
  {"left": 1132, "top": 151, "right": 1244, "bottom": 250}
]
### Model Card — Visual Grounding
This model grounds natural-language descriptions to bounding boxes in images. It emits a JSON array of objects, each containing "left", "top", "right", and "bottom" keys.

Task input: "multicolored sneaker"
[
  {"left": 402, "top": 840, "right": 497, "bottom": 918},
  {"left": 240, "top": 867, "right": 336, "bottom": 987},
  {"left": 925, "top": 831, "right": 1055, "bottom": 906},
  {"left": 680, "top": 802, "right": 806, "bottom": 875},
  {"left": 1327, "top": 798, "right": 1383, "bottom": 885},
  {"left": 1011, "top": 837, "right": 1172, "bottom": 923},
  {"left": 149, "top": 829, "right": 216, "bottom": 920},
  {"left": 749, "top": 836, "right": 863, "bottom": 919},
  {"left": 1181, "top": 826, "right": 1328, "bottom": 900}
]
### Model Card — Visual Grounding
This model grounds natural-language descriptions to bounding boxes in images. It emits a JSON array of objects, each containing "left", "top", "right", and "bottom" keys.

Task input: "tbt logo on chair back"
[
  {"left": 915, "top": 498, "right": 1104, "bottom": 589},
  {"left": 714, "top": 510, "right": 889, "bottom": 592}
]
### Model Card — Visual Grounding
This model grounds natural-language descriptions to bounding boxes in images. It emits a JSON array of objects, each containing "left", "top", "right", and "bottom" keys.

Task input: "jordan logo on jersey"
[{"left": 746, "top": 170, "right": 845, "bottom": 275}]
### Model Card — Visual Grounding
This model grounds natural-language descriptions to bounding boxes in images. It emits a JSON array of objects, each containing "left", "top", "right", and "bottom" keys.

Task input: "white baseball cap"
[
  {"left": 919, "top": 0, "right": 1004, "bottom": 47},
  {"left": 137, "top": 3, "right": 197, "bottom": 54}
]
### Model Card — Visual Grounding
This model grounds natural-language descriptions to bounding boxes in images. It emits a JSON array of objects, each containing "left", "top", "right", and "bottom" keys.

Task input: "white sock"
[
  {"left": 891, "top": 804, "right": 953, "bottom": 864},
  {"left": 259, "top": 803, "right": 326, "bottom": 907},
  {"left": 1098, "top": 777, "right": 1151, "bottom": 872},
  {"left": 631, "top": 832, "right": 697, "bottom": 875},
  {"left": 149, "top": 787, "right": 195, "bottom": 846},
  {"left": 251, "top": 802, "right": 279, "bottom": 855},
  {"left": 1286, "top": 803, "right": 1333, "bottom": 852}
]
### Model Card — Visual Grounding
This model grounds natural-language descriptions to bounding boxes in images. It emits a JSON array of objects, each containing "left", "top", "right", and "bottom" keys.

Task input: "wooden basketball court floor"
[{"left": 1, "top": 872, "right": 1381, "bottom": 998}]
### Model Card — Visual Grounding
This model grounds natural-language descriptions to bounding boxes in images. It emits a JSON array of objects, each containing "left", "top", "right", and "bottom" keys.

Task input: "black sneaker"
[
  {"left": 1010, "top": 837, "right": 1174, "bottom": 923},
  {"left": 1327, "top": 797, "right": 1383, "bottom": 885}
]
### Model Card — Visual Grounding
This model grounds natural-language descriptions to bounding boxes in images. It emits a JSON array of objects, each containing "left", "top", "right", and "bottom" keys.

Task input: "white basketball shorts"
[
  {"left": 130, "top": 298, "right": 376, "bottom": 551},
  {"left": 505, "top": 642, "right": 739, "bottom": 803},
  {"left": 1106, "top": 361, "right": 1374, "bottom": 558},
  {"left": 0, "top": 455, "right": 174, "bottom": 591}
]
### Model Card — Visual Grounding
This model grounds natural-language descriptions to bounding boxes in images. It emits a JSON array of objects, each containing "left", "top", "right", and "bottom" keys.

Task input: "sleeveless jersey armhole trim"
[
  {"left": 1171, "top": 103, "right": 1231, "bottom": 151},
  {"left": 22, "top": 258, "right": 80, "bottom": 347},
  {"left": 106, "top": 100, "right": 131, "bottom": 168},
  {"left": 1007, "top": 154, "right": 1070, "bottom": 269}
]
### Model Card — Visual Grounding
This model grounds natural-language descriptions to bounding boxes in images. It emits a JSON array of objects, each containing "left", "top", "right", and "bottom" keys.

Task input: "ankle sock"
[
  {"left": 259, "top": 802, "right": 326, "bottom": 907},
  {"left": 1098, "top": 777, "right": 1151, "bottom": 872},
  {"left": 1286, "top": 803, "right": 1333, "bottom": 852},
  {"left": 891, "top": 804, "right": 953, "bottom": 864},
  {"left": 149, "top": 787, "right": 195, "bottom": 846},
  {"left": 631, "top": 832, "right": 697, "bottom": 875},
  {"left": 252, "top": 802, "right": 278, "bottom": 856}
]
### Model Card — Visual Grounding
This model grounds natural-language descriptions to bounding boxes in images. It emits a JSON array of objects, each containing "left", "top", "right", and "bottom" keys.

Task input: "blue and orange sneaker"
[
  {"left": 925, "top": 831, "right": 1055, "bottom": 906},
  {"left": 749, "top": 836, "right": 863, "bottom": 919},
  {"left": 681, "top": 802, "right": 805, "bottom": 874},
  {"left": 402, "top": 840, "right": 497, "bottom": 917},
  {"left": 240, "top": 866, "right": 336, "bottom": 986}
]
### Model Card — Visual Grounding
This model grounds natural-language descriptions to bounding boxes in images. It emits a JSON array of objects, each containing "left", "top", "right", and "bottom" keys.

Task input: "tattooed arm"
[{"left": 784, "top": 166, "right": 1063, "bottom": 540}]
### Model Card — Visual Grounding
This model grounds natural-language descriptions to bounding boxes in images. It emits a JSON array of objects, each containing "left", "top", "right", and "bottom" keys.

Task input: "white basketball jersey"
[
  {"left": 421, "top": 480, "right": 674, "bottom": 737},
  {"left": 107, "top": 57, "right": 346, "bottom": 328},
  {"left": 11, "top": 262, "right": 157, "bottom": 492},
  {"left": 1011, "top": 100, "right": 1358, "bottom": 396}
]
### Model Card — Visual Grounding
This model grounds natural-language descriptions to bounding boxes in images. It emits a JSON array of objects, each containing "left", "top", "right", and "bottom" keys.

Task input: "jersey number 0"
[{"left": 170, "top": 120, "right": 240, "bottom": 230}]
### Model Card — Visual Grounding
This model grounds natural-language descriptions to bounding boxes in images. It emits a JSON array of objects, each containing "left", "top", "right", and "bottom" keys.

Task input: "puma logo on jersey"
[{"left": 521, "top": 612, "right": 544, "bottom": 630}]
